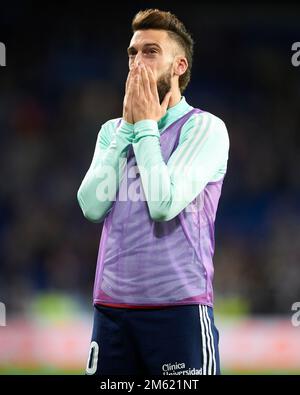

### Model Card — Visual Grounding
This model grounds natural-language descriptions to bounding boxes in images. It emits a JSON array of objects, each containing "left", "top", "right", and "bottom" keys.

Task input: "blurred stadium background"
[{"left": 0, "top": 1, "right": 299, "bottom": 374}]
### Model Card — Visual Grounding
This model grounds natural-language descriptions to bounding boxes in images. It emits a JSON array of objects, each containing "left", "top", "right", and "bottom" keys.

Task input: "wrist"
[
  {"left": 121, "top": 119, "right": 134, "bottom": 129},
  {"left": 133, "top": 119, "right": 159, "bottom": 143}
]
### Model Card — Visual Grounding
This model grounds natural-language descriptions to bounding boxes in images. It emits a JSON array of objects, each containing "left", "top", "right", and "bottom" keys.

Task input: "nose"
[
  {"left": 134, "top": 53, "right": 141, "bottom": 66},
  {"left": 133, "top": 52, "right": 142, "bottom": 67},
  {"left": 129, "top": 51, "right": 143, "bottom": 71}
]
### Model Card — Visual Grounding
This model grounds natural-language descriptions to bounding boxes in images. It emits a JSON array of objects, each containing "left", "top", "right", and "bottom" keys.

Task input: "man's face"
[{"left": 127, "top": 29, "right": 176, "bottom": 103}]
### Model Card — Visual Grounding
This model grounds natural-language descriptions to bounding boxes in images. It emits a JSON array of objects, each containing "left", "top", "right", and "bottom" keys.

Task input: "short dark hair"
[{"left": 131, "top": 8, "right": 194, "bottom": 93}]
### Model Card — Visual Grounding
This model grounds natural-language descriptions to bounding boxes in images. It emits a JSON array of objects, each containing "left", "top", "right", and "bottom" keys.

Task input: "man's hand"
[
  {"left": 132, "top": 63, "right": 172, "bottom": 123},
  {"left": 122, "top": 65, "right": 137, "bottom": 124}
]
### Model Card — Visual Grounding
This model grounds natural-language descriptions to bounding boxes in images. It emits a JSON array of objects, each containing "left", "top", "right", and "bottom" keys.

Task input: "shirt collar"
[{"left": 158, "top": 96, "right": 192, "bottom": 129}]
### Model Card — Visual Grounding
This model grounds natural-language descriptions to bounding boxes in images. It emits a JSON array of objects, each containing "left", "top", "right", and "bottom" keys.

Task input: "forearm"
[
  {"left": 133, "top": 119, "right": 184, "bottom": 221},
  {"left": 133, "top": 132, "right": 173, "bottom": 220},
  {"left": 77, "top": 120, "right": 133, "bottom": 222},
  {"left": 132, "top": 114, "right": 229, "bottom": 221}
]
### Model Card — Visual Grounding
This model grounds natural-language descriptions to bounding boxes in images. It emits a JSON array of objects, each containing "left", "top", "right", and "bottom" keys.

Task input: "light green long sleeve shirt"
[{"left": 77, "top": 96, "right": 229, "bottom": 223}]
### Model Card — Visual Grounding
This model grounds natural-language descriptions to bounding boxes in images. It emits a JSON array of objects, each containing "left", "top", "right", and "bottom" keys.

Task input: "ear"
[{"left": 173, "top": 56, "right": 188, "bottom": 77}]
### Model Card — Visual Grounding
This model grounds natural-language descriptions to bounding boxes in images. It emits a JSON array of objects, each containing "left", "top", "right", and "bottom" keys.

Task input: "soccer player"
[{"left": 77, "top": 8, "right": 229, "bottom": 375}]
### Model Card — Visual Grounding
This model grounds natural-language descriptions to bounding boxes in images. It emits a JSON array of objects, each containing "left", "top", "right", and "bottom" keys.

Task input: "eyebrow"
[{"left": 127, "top": 43, "right": 162, "bottom": 55}]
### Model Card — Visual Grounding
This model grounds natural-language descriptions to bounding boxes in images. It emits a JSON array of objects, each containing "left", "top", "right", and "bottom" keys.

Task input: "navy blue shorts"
[{"left": 86, "top": 304, "right": 220, "bottom": 375}]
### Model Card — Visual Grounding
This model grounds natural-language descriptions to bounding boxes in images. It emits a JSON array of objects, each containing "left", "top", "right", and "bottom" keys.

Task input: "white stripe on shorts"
[
  {"left": 198, "top": 305, "right": 207, "bottom": 374},
  {"left": 199, "top": 305, "right": 216, "bottom": 375},
  {"left": 204, "top": 305, "right": 216, "bottom": 375}
]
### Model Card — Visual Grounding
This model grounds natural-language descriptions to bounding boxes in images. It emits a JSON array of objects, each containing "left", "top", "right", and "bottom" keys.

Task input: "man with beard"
[{"left": 77, "top": 9, "right": 229, "bottom": 375}]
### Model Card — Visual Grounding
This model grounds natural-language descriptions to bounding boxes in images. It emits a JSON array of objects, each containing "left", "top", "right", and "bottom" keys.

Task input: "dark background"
[{"left": 0, "top": 1, "right": 299, "bottom": 318}]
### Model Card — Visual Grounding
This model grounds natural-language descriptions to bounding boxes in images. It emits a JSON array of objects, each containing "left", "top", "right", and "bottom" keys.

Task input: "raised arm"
[{"left": 77, "top": 66, "right": 138, "bottom": 223}]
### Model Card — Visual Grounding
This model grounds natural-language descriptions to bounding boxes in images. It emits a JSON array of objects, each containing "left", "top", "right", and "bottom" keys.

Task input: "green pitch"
[{"left": 0, "top": 366, "right": 299, "bottom": 375}]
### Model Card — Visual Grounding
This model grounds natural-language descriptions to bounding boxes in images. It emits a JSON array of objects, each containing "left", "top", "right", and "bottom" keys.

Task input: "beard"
[{"left": 156, "top": 65, "right": 172, "bottom": 104}]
